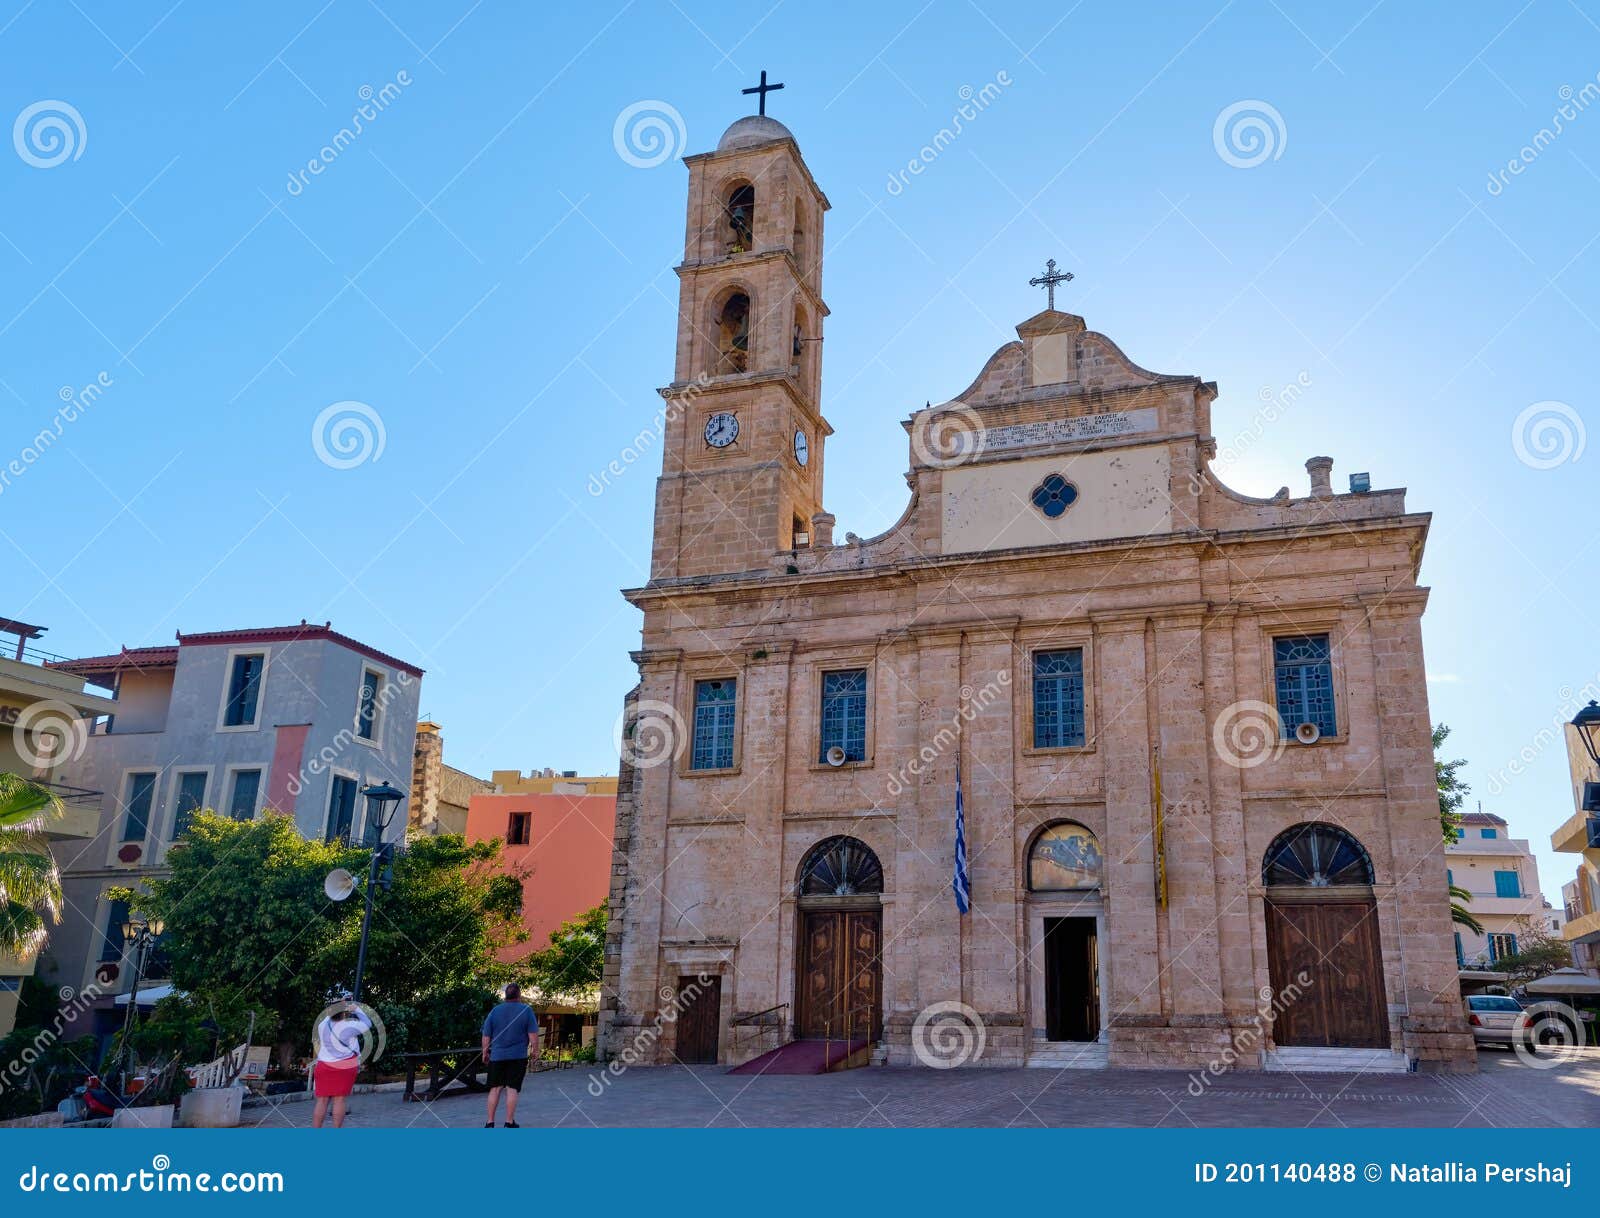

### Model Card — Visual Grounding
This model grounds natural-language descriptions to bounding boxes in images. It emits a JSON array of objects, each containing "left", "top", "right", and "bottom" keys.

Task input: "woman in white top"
[{"left": 312, "top": 999, "right": 372, "bottom": 1129}]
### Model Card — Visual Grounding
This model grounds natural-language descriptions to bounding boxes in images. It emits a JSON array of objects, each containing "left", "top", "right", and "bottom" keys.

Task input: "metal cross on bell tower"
[
  {"left": 1028, "top": 259, "right": 1074, "bottom": 310},
  {"left": 742, "top": 70, "right": 785, "bottom": 116}
]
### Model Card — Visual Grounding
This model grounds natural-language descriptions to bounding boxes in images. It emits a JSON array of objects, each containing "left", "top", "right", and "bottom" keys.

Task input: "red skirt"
[{"left": 314, "top": 1056, "right": 360, "bottom": 1098}]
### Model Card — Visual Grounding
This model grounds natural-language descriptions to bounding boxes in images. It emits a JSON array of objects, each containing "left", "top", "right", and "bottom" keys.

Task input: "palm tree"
[
  {"left": 0, "top": 773, "right": 64, "bottom": 959},
  {"left": 1449, "top": 884, "right": 1483, "bottom": 936}
]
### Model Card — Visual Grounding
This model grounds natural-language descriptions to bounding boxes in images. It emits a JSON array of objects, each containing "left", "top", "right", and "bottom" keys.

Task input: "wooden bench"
[{"left": 401, "top": 1048, "right": 489, "bottom": 1103}]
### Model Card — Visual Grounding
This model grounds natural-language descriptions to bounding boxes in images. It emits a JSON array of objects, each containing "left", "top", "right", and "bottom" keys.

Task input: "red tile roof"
[
  {"left": 49, "top": 621, "right": 423, "bottom": 682},
  {"left": 1459, "top": 811, "right": 1508, "bottom": 826},
  {"left": 172, "top": 622, "right": 423, "bottom": 677},
  {"left": 47, "top": 646, "right": 179, "bottom": 684}
]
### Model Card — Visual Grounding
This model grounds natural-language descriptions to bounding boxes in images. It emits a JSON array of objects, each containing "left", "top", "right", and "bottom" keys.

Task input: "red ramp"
[{"left": 727, "top": 1038, "right": 870, "bottom": 1075}]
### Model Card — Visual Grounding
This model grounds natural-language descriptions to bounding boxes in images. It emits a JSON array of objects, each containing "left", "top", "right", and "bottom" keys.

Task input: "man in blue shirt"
[{"left": 480, "top": 983, "right": 539, "bottom": 1127}]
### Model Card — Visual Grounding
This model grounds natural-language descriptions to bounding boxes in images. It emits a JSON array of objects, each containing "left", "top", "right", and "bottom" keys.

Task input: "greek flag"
[{"left": 953, "top": 757, "right": 971, "bottom": 914}]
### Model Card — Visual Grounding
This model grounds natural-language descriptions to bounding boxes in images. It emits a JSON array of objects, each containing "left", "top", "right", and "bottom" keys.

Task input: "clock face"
[
  {"left": 704, "top": 412, "right": 739, "bottom": 448},
  {"left": 794, "top": 429, "right": 809, "bottom": 466}
]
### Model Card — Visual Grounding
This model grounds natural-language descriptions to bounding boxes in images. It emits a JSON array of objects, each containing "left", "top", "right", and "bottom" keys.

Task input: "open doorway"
[{"left": 1043, "top": 916, "right": 1099, "bottom": 1042}]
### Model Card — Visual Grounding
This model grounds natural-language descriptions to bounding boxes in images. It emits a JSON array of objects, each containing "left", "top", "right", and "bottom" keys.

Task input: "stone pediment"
[
  {"left": 951, "top": 310, "right": 1192, "bottom": 408},
  {"left": 901, "top": 311, "right": 1209, "bottom": 474}
]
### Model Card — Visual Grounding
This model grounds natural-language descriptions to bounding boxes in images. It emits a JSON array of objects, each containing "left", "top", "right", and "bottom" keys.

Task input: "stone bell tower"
[{"left": 649, "top": 98, "right": 832, "bottom": 581}]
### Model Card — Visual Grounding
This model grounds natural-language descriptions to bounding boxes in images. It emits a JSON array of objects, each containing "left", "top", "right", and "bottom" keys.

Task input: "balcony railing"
[
  {"left": 36, "top": 780, "right": 103, "bottom": 807},
  {"left": 1445, "top": 837, "right": 1533, "bottom": 856}
]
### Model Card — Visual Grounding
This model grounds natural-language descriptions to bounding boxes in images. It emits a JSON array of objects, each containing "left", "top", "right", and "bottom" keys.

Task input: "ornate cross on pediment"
[{"left": 1028, "top": 258, "right": 1074, "bottom": 310}]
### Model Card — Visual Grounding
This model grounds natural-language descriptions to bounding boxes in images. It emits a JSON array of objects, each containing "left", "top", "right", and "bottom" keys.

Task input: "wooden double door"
[
  {"left": 797, "top": 907, "right": 882, "bottom": 1042},
  {"left": 1265, "top": 898, "right": 1390, "bottom": 1049}
]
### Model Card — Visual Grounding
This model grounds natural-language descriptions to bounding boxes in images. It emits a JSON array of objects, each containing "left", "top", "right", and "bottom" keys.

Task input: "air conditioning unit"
[
  {"left": 1581, "top": 781, "right": 1600, "bottom": 813},
  {"left": 824, "top": 745, "right": 848, "bottom": 767},
  {"left": 1294, "top": 721, "right": 1321, "bottom": 745}
]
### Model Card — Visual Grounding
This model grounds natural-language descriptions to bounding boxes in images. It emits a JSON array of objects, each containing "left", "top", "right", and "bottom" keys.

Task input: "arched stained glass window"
[
  {"left": 1262, "top": 822, "right": 1374, "bottom": 887},
  {"left": 799, "top": 836, "right": 884, "bottom": 896},
  {"left": 1028, "top": 822, "right": 1103, "bottom": 891}
]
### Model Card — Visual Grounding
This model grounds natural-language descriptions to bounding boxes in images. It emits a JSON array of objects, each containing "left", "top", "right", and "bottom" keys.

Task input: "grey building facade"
[{"left": 41, "top": 622, "right": 422, "bottom": 1040}]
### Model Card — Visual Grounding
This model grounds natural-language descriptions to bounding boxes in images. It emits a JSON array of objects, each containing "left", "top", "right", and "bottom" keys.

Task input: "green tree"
[
  {"left": 115, "top": 813, "right": 524, "bottom": 1058},
  {"left": 1448, "top": 884, "right": 1483, "bottom": 935},
  {"left": 1488, "top": 917, "right": 1573, "bottom": 985},
  {"left": 112, "top": 812, "right": 357, "bottom": 1050},
  {"left": 1433, "top": 723, "right": 1469, "bottom": 842},
  {"left": 120, "top": 987, "right": 280, "bottom": 1071},
  {"left": 342, "top": 832, "right": 526, "bottom": 1007},
  {"left": 1432, "top": 725, "right": 1481, "bottom": 935},
  {"left": 520, "top": 900, "right": 606, "bottom": 1000},
  {"left": 0, "top": 1024, "right": 97, "bottom": 1120},
  {"left": 0, "top": 773, "right": 64, "bottom": 959}
]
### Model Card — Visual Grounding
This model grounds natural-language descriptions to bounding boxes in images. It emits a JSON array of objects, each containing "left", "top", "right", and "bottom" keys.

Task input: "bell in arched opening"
[
  {"left": 726, "top": 184, "right": 755, "bottom": 253},
  {"left": 715, "top": 292, "right": 750, "bottom": 374}
]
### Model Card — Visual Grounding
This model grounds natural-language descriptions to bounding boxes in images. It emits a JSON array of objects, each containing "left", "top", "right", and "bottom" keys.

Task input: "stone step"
[
  {"left": 1026, "top": 1040, "right": 1109, "bottom": 1069},
  {"left": 1263, "top": 1047, "right": 1410, "bottom": 1074}
]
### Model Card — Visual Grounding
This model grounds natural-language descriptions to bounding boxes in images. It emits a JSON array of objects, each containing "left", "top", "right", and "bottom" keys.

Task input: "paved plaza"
[{"left": 247, "top": 1050, "right": 1599, "bottom": 1129}]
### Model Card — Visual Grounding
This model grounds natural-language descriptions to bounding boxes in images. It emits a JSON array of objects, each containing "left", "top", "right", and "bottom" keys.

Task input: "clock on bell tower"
[{"left": 649, "top": 85, "right": 832, "bottom": 581}]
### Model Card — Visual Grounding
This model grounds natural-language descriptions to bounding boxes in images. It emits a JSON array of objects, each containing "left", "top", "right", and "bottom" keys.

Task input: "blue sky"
[{"left": 2, "top": 2, "right": 1595, "bottom": 902}]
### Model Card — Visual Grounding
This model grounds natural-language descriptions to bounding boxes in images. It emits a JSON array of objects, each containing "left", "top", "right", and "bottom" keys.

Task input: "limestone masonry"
[{"left": 599, "top": 111, "right": 1475, "bottom": 1074}]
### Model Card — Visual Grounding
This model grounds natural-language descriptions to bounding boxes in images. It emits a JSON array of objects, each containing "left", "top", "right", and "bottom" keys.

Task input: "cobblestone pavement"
[{"left": 246, "top": 1049, "right": 1599, "bottom": 1129}]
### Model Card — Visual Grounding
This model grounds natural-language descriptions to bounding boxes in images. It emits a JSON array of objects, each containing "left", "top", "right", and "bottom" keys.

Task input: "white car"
[{"left": 1464, "top": 994, "right": 1531, "bottom": 1049}]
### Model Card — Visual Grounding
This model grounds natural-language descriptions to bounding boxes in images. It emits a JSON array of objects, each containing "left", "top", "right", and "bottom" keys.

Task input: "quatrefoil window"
[{"left": 1030, "top": 473, "right": 1079, "bottom": 519}]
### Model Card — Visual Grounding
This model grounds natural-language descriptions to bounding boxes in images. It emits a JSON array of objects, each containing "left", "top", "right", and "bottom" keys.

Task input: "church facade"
[{"left": 599, "top": 110, "right": 1475, "bottom": 1073}]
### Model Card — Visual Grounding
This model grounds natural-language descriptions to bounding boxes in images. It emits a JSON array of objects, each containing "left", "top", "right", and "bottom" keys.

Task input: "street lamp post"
[
  {"left": 117, "top": 914, "right": 164, "bottom": 1086},
  {"left": 1574, "top": 702, "right": 1600, "bottom": 828},
  {"left": 350, "top": 781, "right": 405, "bottom": 1004},
  {"left": 1572, "top": 701, "right": 1600, "bottom": 769}
]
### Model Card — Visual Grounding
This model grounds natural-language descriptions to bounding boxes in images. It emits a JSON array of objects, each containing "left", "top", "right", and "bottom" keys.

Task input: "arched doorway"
[
  {"left": 1027, "top": 822, "right": 1105, "bottom": 1043},
  {"left": 795, "top": 836, "right": 883, "bottom": 1044},
  {"left": 1262, "top": 822, "right": 1390, "bottom": 1049}
]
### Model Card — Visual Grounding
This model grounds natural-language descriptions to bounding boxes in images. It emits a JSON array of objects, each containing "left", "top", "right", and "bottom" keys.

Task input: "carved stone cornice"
[
  {"left": 1357, "top": 587, "right": 1430, "bottom": 618},
  {"left": 631, "top": 648, "right": 684, "bottom": 672}
]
